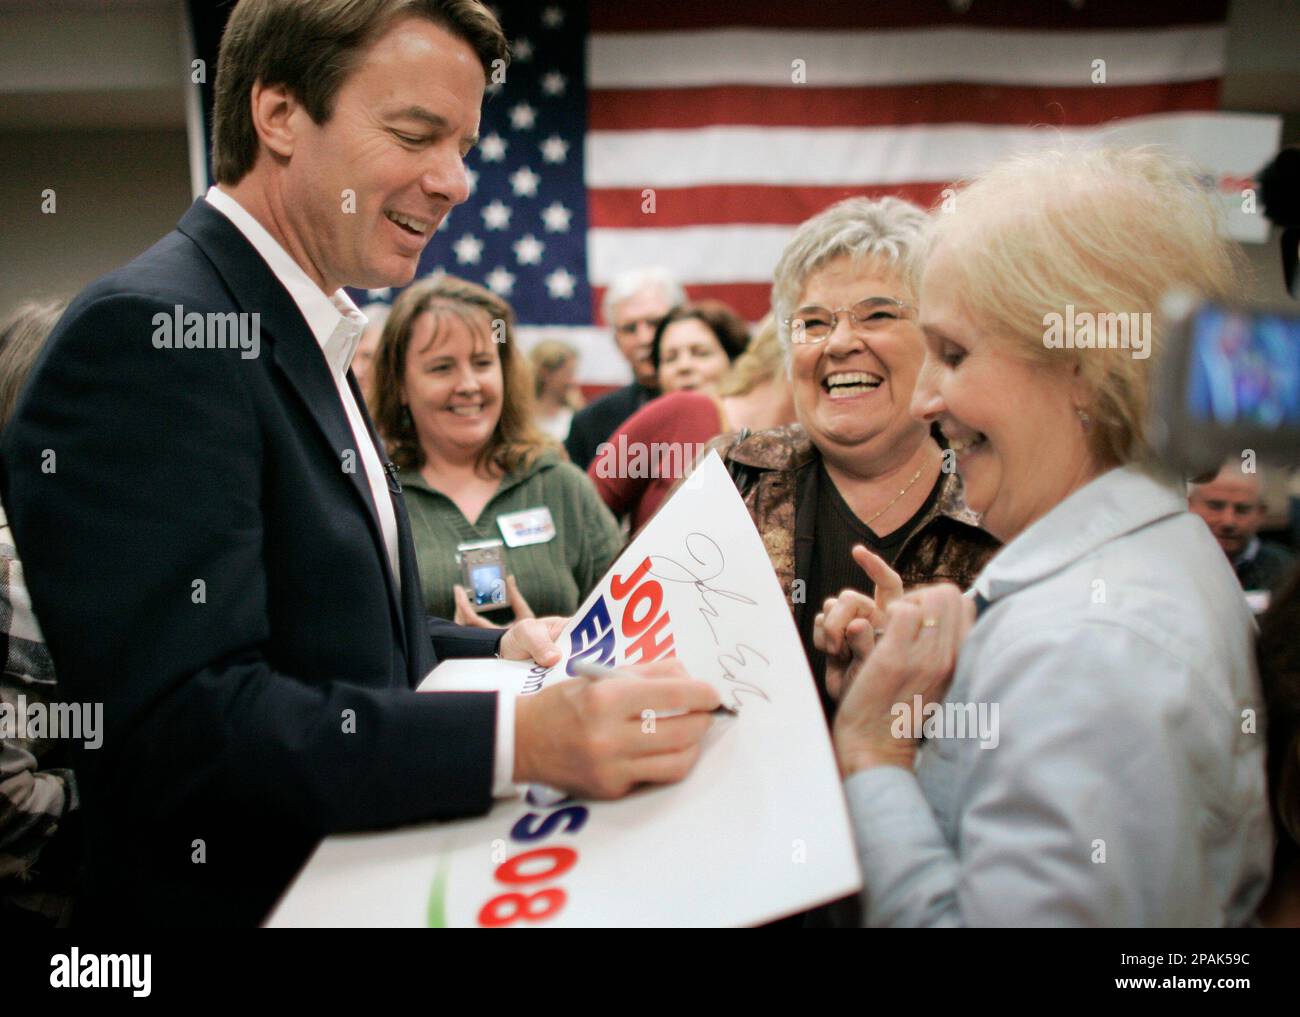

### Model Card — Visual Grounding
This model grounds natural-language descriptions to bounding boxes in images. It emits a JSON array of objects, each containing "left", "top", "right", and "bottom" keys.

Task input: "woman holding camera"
[
  {"left": 821, "top": 148, "right": 1272, "bottom": 926},
  {"left": 370, "top": 275, "right": 622, "bottom": 625}
]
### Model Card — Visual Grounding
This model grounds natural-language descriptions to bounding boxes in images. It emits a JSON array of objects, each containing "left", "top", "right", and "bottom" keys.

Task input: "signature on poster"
[{"left": 650, "top": 533, "right": 772, "bottom": 710}]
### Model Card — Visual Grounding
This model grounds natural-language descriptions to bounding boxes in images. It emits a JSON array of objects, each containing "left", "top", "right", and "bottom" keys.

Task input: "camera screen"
[
  {"left": 470, "top": 563, "right": 505, "bottom": 605},
  {"left": 1187, "top": 305, "right": 1300, "bottom": 427}
]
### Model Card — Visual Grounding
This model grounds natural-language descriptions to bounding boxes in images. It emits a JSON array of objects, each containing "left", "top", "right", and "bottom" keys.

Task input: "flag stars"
[
  {"left": 540, "top": 135, "right": 569, "bottom": 164},
  {"left": 541, "top": 71, "right": 567, "bottom": 97},
  {"left": 485, "top": 266, "right": 516, "bottom": 297},
  {"left": 509, "top": 166, "right": 541, "bottom": 198},
  {"left": 541, "top": 6, "right": 564, "bottom": 29},
  {"left": 481, "top": 200, "right": 512, "bottom": 230},
  {"left": 512, "top": 37, "right": 533, "bottom": 61},
  {"left": 478, "top": 133, "right": 507, "bottom": 162},
  {"left": 545, "top": 268, "right": 576, "bottom": 299},
  {"left": 541, "top": 200, "right": 572, "bottom": 233},
  {"left": 509, "top": 103, "right": 537, "bottom": 130},
  {"left": 465, "top": 167, "right": 479, "bottom": 196},
  {"left": 513, "top": 234, "right": 545, "bottom": 266},
  {"left": 453, "top": 234, "right": 484, "bottom": 265}
]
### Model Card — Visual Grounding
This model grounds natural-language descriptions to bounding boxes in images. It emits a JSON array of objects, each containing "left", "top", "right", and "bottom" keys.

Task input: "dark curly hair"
[{"left": 648, "top": 300, "right": 750, "bottom": 372}]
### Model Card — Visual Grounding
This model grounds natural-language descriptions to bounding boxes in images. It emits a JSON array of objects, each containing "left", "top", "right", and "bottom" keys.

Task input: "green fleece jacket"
[{"left": 401, "top": 451, "right": 623, "bottom": 623}]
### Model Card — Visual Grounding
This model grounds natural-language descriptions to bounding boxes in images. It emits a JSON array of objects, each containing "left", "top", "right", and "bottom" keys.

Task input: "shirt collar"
[
  {"left": 972, "top": 463, "right": 1187, "bottom": 603},
  {"left": 400, "top": 450, "right": 559, "bottom": 496},
  {"left": 1235, "top": 535, "right": 1262, "bottom": 566},
  {"left": 204, "top": 186, "right": 367, "bottom": 378}
]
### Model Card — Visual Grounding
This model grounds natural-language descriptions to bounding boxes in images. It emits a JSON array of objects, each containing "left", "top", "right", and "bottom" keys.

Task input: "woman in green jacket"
[{"left": 369, "top": 275, "right": 622, "bottom": 625}]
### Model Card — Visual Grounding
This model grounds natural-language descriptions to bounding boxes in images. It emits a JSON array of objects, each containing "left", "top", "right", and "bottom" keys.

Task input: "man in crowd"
[
  {"left": 1189, "top": 463, "right": 1297, "bottom": 605},
  {"left": 352, "top": 301, "right": 390, "bottom": 413},
  {"left": 564, "top": 267, "right": 684, "bottom": 469},
  {"left": 0, "top": 0, "right": 718, "bottom": 926}
]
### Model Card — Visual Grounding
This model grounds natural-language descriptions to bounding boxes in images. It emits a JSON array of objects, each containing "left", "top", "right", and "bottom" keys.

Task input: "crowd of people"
[{"left": 1, "top": 0, "right": 1298, "bottom": 929}]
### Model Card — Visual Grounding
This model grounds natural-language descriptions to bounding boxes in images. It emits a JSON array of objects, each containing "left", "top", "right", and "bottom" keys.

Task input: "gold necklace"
[{"left": 863, "top": 465, "right": 925, "bottom": 527}]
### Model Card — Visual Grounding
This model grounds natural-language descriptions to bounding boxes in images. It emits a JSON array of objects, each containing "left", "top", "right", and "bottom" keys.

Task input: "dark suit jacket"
[
  {"left": 0, "top": 199, "right": 504, "bottom": 926},
  {"left": 564, "top": 381, "right": 655, "bottom": 470}
]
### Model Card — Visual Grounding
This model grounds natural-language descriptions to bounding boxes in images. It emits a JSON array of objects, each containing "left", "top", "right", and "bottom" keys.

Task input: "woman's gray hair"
[{"left": 771, "top": 196, "right": 930, "bottom": 349}]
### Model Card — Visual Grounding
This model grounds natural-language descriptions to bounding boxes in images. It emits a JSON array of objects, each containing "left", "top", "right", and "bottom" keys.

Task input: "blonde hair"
[
  {"left": 717, "top": 314, "right": 783, "bottom": 397},
  {"left": 921, "top": 145, "right": 1246, "bottom": 468},
  {"left": 0, "top": 299, "right": 67, "bottom": 428},
  {"left": 528, "top": 339, "right": 583, "bottom": 409}
]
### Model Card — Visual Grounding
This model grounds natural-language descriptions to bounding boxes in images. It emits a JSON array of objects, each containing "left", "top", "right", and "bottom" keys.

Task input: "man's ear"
[{"left": 249, "top": 81, "right": 301, "bottom": 161}]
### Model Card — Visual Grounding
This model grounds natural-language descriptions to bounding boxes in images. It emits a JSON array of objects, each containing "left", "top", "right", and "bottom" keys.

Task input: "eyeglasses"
[
  {"left": 615, "top": 315, "right": 665, "bottom": 337},
  {"left": 784, "top": 297, "right": 915, "bottom": 344}
]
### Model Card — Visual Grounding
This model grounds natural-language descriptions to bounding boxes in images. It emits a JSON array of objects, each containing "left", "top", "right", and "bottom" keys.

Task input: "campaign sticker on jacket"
[
  {"left": 266, "top": 451, "right": 861, "bottom": 929},
  {"left": 497, "top": 506, "right": 556, "bottom": 547}
]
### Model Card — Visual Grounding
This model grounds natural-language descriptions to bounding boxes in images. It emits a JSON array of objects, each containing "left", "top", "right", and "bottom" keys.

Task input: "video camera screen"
[{"left": 1188, "top": 305, "right": 1300, "bottom": 428}]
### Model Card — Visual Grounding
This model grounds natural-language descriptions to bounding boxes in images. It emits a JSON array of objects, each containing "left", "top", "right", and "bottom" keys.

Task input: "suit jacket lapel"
[
  {"left": 176, "top": 199, "right": 407, "bottom": 648},
  {"left": 346, "top": 369, "right": 430, "bottom": 685}
]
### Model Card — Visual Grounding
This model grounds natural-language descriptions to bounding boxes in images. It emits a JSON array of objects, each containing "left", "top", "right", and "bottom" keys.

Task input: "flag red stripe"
[
  {"left": 593, "top": 282, "right": 776, "bottom": 324},
  {"left": 588, "top": 80, "right": 1221, "bottom": 132},
  {"left": 588, "top": 183, "right": 949, "bottom": 229},
  {"left": 590, "top": 0, "right": 1228, "bottom": 32}
]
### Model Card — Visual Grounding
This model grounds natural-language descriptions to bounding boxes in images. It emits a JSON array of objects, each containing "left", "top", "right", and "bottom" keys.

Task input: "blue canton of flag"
[{"left": 349, "top": 1, "right": 592, "bottom": 326}]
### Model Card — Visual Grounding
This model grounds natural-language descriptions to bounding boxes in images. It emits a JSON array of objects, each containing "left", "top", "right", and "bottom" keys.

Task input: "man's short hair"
[
  {"left": 600, "top": 267, "right": 685, "bottom": 327},
  {"left": 211, "top": 0, "right": 509, "bottom": 185}
]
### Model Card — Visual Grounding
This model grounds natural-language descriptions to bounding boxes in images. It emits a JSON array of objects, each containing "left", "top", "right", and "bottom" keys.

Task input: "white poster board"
[{"left": 268, "top": 452, "right": 860, "bottom": 927}]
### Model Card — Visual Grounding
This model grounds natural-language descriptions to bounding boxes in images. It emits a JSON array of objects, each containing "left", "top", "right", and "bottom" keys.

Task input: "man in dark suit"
[
  {"left": 564, "top": 268, "right": 684, "bottom": 469},
  {"left": 0, "top": 0, "right": 719, "bottom": 926}
]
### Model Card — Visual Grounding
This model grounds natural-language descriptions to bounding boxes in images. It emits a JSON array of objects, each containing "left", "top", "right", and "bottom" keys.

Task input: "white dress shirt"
[
  {"left": 204, "top": 186, "right": 518, "bottom": 797},
  {"left": 844, "top": 463, "right": 1272, "bottom": 926}
]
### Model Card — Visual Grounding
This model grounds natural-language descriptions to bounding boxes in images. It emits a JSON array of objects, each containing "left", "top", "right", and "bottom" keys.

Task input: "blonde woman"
[
  {"left": 527, "top": 339, "right": 585, "bottom": 443},
  {"left": 821, "top": 148, "right": 1272, "bottom": 926}
]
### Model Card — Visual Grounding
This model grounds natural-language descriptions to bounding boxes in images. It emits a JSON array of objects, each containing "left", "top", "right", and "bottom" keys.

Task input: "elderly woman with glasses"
[
  {"left": 716, "top": 196, "right": 999, "bottom": 722},
  {"left": 820, "top": 148, "right": 1272, "bottom": 927}
]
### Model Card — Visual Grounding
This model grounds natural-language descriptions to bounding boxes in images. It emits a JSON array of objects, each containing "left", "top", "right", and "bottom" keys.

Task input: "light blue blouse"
[{"left": 844, "top": 464, "right": 1272, "bottom": 926}]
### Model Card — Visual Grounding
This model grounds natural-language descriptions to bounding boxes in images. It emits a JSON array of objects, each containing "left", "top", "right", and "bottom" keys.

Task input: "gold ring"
[{"left": 921, "top": 618, "right": 939, "bottom": 629}]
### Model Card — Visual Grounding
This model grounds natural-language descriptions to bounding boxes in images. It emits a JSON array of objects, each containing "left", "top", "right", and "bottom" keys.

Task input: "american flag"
[
  {"left": 390, "top": 0, "right": 1274, "bottom": 390},
  {"left": 401, "top": 1, "right": 593, "bottom": 326},
  {"left": 339, "top": 1, "right": 1278, "bottom": 385}
]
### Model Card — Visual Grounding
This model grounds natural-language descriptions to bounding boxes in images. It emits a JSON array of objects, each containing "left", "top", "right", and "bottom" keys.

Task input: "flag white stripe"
[
  {"left": 516, "top": 325, "right": 631, "bottom": 386},
  {"left": 588, "top": 26, "right": 1227, "bottom": 89},
  {"left": 585, "top": 112, "right": 1280, "bottom": 189},
  {"left": 588, "top": 111, "right": 1281, "bottom": 277},
  {"left": 589, "top": 225, "right": 795, "bottom": 286}
]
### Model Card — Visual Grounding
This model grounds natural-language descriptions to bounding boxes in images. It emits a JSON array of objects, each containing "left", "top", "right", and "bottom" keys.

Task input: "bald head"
[{"left": 1188, "top": 465, "right": 1266, "bottom": 557}]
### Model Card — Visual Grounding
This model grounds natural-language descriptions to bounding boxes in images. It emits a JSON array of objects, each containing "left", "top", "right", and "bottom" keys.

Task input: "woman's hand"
[
  {"left": 453, "top": 574, "right": 535, "bottom": 629},
  {"left": 831, "top": 583, "right": 975, "bottom": 778},
  {"left": 813, "top": 545, "right": 904, "bottom": 701}
]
